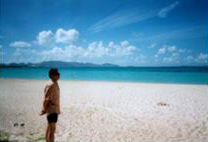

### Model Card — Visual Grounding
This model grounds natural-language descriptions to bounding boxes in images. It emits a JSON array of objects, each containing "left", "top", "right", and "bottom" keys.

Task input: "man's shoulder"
[{"left": 45, "top": 80, "right": 55, "bottom": 89}]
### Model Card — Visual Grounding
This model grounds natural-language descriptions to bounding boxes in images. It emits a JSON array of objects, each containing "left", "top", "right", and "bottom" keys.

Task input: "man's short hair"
[{"left": 49, "top": 68, "right": 59, "bottom": 79}]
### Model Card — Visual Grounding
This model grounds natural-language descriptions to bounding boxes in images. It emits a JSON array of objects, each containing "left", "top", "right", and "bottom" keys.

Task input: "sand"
[{"left": 0, "top": 79, "right": 208, "bottom": 142}]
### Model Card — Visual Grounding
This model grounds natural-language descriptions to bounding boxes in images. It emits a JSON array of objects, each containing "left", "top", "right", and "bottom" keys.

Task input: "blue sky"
[{"left": 0, "top": 0, "right": 208, "bottom": 66}]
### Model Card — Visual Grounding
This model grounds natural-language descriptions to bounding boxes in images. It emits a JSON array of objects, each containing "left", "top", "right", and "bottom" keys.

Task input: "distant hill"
[
  {"left": 1, "top": 61, "right": 207, "bottom": 68},
  {"left": 0, "top": 61, "right": 119, "bottom": 68}
]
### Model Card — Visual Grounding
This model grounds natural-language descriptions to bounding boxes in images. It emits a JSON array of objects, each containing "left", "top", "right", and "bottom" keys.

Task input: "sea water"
[{"left": 0, "top": 67, "right": 208, "bottom": 85}]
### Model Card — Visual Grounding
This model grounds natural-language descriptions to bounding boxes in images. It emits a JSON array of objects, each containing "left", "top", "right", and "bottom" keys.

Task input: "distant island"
[
  {"left": 0, "top": 61, "right": 119, "bottom": 68},
  {"left": 1, "top": 61, "right": 208, "bottom": 70}
]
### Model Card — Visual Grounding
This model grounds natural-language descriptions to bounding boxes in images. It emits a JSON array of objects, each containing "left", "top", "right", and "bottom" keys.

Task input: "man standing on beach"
[{"left": 40, "top": 68, "right": 60, "bottom": 142}]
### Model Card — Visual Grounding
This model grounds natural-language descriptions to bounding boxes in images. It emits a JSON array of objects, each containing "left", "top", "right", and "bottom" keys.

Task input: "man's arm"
[
  {"left": 48, "top": 85, "right": 58, "bottom": 105},
  {"left": 40, "top": 85, "right": 54, "bottom": 115}
]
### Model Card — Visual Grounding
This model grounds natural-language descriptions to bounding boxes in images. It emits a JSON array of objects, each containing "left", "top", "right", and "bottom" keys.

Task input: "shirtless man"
[{"left": 40, "top": 68, "right": 60, "bottom": 142}]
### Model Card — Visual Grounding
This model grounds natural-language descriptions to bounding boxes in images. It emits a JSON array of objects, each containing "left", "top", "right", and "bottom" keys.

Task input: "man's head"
[{"left": 49, "top": 68, "right": 60, "bottom": 81}]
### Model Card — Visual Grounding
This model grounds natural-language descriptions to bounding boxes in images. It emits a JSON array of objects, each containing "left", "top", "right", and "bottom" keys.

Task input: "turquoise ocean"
[{"left": 0, "top": 67, "right": 208, "bottom": 85}]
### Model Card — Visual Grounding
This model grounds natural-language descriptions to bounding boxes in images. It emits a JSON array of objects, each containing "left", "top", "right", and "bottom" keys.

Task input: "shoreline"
[{"left": 1, "top": 78, "right": 208, "bottom": 86}]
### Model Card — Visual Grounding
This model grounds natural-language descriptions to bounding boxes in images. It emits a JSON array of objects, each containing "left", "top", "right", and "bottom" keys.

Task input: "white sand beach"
[{"left": 0, "top": 79, "right": 208, "bottom": 142}]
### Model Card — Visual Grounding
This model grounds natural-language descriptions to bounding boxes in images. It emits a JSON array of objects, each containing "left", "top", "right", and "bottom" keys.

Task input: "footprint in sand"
[
  {"left": 13, "top": 123, "right": 25, "bottom": 127},
  {"left": 20, "top": 123, "right": 25, "bottom": 127},
  {"left": 14, "top": 123, "right": 18, "bottom": 127}
]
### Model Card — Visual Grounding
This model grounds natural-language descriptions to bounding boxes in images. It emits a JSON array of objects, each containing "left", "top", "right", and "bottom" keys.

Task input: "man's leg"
[
  {"left": 46, "top": 113, "right": 58, "bottom": 142},
  {"left": 46, "top": 124, "right": 50, "bottom": 142},
  {"left": 49, "top": 123, "right": 56, "bottom": 142}
]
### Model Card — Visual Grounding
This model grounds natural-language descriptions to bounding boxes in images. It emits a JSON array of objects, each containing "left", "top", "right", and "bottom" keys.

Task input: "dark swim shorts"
[{"left": 47, "top": 113, "right": 58, "bottom": 123}]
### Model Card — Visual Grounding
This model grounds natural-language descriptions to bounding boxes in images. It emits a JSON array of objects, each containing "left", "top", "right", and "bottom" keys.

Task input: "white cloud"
[
  {"left": 155, "top": 44, "right": 190, "bottom": 64},
  {"left": 154, "top": 44, "right": 182, "bottom": 64},
  {"left": 10, "top": 41, "right": 31, "bottom": 48},
  {"left": 167, "top": 45, "right": 177, "bottom": 52},
  {"left": 120, "top": 40, "right": 130, "bottom": 48},
  {"left": 55, "top": 28, "right": 79, "bottom": 44},
  {"left": 84, "top": 40, "right": 137, "bottom": 58},
  {"left": 109, "top": 41, "right": 115, "bottom": 48},
  {"left": 185, "top": 54, "right": 208, "bottom": 64},
  {"left": 163, "top": 57, "right": 174, "bottom": 63},
  {"left": 37, "top": 30, "right": 53, "bottom": 45},
  {"left": 158, "top": 47, "right": 166, "bottom": 54},
  {"left": 186, "top": 55, "right": 194, "bottom": 62},
  {"left": 197, "top": 53, "right": 208, "bottom": 60},
  {"left": 7, "top": 26, "right": 207, "bottom": 66},
  {"left": 156, "top": 45, "right": 179, "bottom": 56},
  {"left": 8, "top": 29, "right": 137, "bottom": 64},
  {"left": 90, "top": 9, "right": 155, "bottom": 32},
  {"left": 172, "top": 52, "right": 179, "bottom": 57},
  {"left": 195, "top": 53, "right": 208, "bottom": 63},
  {"left": 133, "top": 54, "right": 147, "bottom": 64},
  {"left": 86, "top": 41, "right": 108, "bottom": 57},
  {"left": 15, "top": 40, "right": 139, "bottom": 64},
  {"left": 158, "top": 1, "right": 179, "bottom": 18},
  {"left": 178, "top": 49, "right": 187, "bottom": 53},
  {"left": 11, "top": 48, "right": 38, "bottom": 63},
  {"left": 36, "top": 28, "right": 79, "bottom": 46},
  {"left": 138, "top": 54, "right": 147, "bottom": 63},
  {"left": 41, "top": 47, "right": 69, "bottom": 61}
]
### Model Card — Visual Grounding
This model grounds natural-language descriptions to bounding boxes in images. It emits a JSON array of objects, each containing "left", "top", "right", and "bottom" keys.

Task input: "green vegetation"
[
  {"left": 36, "top": 136, "right": 45, "bottom": 141},
  {"left": 0, "top": 131, "right": 10, "bottom": 142}
]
